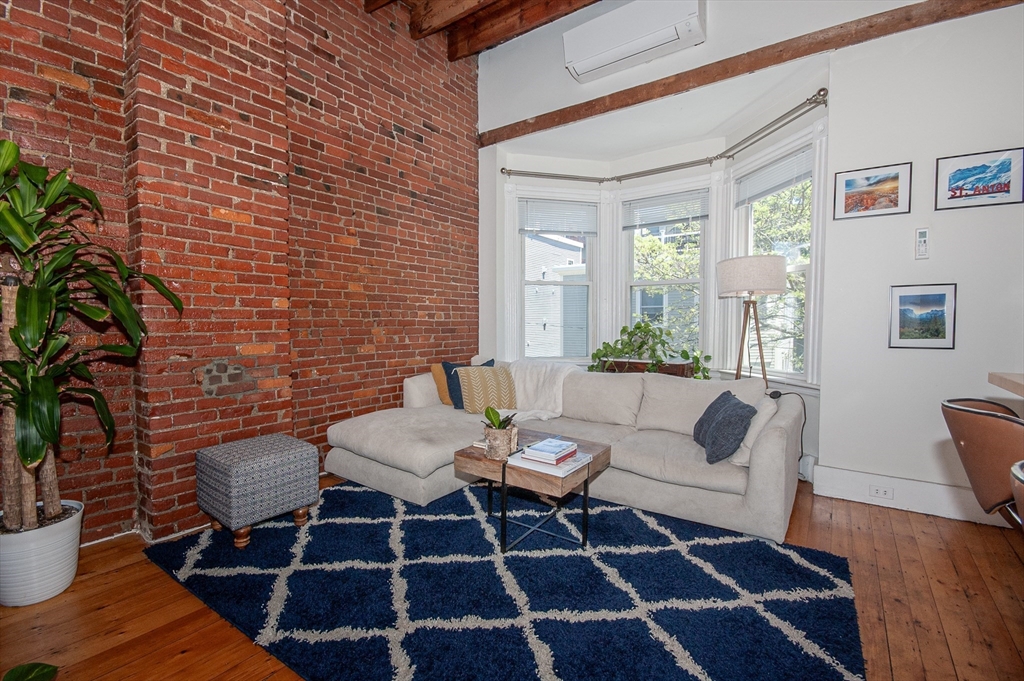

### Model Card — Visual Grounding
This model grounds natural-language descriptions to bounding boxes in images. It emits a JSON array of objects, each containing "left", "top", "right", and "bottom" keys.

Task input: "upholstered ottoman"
[{"left": 196, "top": 433, "right": 319, "bottom": 548}]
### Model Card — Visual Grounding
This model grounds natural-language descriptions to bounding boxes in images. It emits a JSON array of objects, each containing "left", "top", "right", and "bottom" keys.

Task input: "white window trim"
[
  {"left": 723, "top": 117, "right": 828, "bottom": 387},
  {"left": 616, "top": 176, "right": 718, "bottom": 353},
  {"left": 503, "top": 183, "right": 602, "bottom": 361}
]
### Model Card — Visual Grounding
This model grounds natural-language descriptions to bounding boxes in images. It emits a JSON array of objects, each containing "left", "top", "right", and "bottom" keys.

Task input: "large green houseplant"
[
  {"left": 0, "top": 139, "right": 182, "bottom": 538},
  {"left": 588, "top": 320, "right": 712, "bottom": 379}
]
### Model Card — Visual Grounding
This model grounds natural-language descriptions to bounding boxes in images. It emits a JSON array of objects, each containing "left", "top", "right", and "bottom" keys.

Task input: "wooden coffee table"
[{"left": 454, "top": 428, "right": 611, "bottom": 552}]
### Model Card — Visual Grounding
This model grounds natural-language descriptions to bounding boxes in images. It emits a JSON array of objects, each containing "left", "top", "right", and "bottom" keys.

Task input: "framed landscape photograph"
[
  {"left": 935, "top": 147, "right": 1024, "bottom": 210},
  {"left": 889, "top": 284, "right": 956, "bottom": 349},
  {"left": 834, "top": 162, "right": 912, "bottom": 220}
]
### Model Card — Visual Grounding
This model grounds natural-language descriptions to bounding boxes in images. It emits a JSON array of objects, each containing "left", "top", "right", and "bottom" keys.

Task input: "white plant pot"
[{"left": 0, "top": 500, "right": 84, "bottom": 607}]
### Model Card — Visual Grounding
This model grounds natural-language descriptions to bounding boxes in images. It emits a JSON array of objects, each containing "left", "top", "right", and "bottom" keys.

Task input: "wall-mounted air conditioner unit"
[{"left": 563, "top": 0, "right": 706, "bottom": 84}]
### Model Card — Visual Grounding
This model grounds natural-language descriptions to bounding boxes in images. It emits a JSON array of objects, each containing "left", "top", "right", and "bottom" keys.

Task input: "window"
[
  {"left": 735, "top": 147, "right": 813, "bottom": 376},
  {"left": 518, "top": 198, "right": 596, "bottom": 359},
  {"left": 624, "top": 189, "right": 708, "bottom": 350}
]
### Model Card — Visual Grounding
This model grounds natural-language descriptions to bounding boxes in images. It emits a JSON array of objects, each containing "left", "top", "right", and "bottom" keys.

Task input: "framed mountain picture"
[
  {"left": 889, "top": 283, "right": 957, "bottom": 349},
  {"left": 935, "top": 147, "right": 1024, "bottom": 210}
]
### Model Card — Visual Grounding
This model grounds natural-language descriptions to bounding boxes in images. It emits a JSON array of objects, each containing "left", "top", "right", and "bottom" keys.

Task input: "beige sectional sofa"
[{"left": 325, "top": 367, "right": 804, "bottom": 542}]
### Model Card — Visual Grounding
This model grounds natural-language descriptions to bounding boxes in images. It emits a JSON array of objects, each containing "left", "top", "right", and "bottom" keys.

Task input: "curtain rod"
[{"left": 500, "top": 88, "right": 828, "bottom": 185}]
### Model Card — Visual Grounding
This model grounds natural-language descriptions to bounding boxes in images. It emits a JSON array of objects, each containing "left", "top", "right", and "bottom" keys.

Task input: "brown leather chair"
[{"left": 941, "top": 398, "right": 1023, "bottom": 529}]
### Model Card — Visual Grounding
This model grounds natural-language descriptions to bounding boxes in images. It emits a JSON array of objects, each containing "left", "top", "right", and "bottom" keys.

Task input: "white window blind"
[
  {"left": 622, "top": 189, "right": 709, "bottom": 231},
  {"left": 518, "top": 199, "right": 598, "bottom": 234},
  {"left": 734, "top": 147, "right": 813, "bottom": 207}
]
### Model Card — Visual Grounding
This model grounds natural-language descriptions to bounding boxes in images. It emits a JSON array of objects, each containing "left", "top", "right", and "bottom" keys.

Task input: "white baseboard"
[{"left": 812, "top": 465, "right": 1010, "bottom": 527}]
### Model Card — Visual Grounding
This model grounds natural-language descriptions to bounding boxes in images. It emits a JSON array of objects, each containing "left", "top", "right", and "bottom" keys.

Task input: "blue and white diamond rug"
[{"left": 145, "top": 482, "right": 865, "bottom": 681}]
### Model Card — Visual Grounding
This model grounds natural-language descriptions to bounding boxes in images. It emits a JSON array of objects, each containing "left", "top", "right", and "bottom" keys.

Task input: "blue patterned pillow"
[
  {"left": 694, "top": 391, "right": 757, "bottom": 464},
  {"left": 441, "top": 359, "right": 494, "bottom": 410}
]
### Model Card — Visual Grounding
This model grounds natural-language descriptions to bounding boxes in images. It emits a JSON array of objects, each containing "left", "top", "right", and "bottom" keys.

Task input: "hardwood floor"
[{"left": 2, "top": 480, "right": 1021, "bottom": 680}]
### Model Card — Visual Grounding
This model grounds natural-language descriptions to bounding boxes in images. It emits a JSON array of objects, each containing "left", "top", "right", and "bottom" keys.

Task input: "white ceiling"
[{"left": 499, "top": 54, "right": 831, "bottom": 163}]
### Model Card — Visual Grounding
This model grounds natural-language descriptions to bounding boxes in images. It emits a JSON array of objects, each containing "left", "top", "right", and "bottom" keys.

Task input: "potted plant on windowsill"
[
  {"left": 587, "top": 321, "right": 712, "bottom": 379},
  {"left": 0, "top": 140, "right": 182, "bottom": 607}
]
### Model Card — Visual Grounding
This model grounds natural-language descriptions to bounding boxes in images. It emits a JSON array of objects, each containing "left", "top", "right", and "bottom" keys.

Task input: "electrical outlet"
[{"left": 869, "top": 485, "right": 894, "bottom": 500}]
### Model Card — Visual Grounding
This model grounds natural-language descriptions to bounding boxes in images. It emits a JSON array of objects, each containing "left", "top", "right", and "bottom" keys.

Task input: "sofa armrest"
[
  {"left": 742, "top": 394, "right": 804, "bottom": 542},
  {"left": 404, "top": 372, "right": 442, "bottom": 408}
]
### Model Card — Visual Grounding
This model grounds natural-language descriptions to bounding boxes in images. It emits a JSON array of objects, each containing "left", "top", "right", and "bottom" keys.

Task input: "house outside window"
[
  {"left": 518, "top": 198, "right": 596, "bottom": 359},
  {"left": 734, "top": 146, "right": 814, "bottom": 377},
  {"left": 624, "top": 189, "right": 708, "bottom": 351}
]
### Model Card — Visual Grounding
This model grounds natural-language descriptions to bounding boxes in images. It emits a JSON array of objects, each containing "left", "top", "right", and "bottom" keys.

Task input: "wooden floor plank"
[
  {"left": 212, "top": 648, "right": 291, "bottom": 681},
  {"left": 868, "top": 506, "right": 926, "bottom": 681},
  {"left": 909, "top": 513, "right": 1002, "bottom": 681},
  {"left": 805, "top": 492, "right": 833, "bottom": 553},
  {"left": 4, "top": 481, "right": 1022, "bottom": 681},
  {"left": 829, "top": 498, "right": 853, "bottom": 560},
  {"left": 959, "top": 523, "right": 1024, "bottom": 657},
  {"left": 847, "top": 500, "right": 893, "bottom": 681},
  {"left": 934, "top": 517, "right": 1024, "bottom": 681},
  {"left": 888, "top": 509, "right": 957, "bottom": 681}
]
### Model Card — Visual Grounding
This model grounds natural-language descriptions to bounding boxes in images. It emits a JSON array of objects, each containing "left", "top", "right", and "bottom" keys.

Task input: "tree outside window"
[
  {"left": 628, "top": 190, "right": 707, "bottom": 352},
  {"left": 750, "top": 178, "right": 811, "bottom": 373}
]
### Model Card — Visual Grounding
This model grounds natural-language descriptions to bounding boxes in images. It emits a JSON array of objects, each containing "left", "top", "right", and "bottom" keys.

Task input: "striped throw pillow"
[{"left": 456, "top": 366, "right": 517, "bottom": 414}]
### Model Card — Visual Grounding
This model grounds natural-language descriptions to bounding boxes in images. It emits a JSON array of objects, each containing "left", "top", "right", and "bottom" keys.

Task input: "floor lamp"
[{"left": 717, "top": 255, "right": 787, "bottom": 385}]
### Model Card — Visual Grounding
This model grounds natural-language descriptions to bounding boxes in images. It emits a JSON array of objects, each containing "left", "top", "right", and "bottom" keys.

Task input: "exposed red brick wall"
[
  {"left": 286, "top": 0, "right": 479, "bottom": 450},
  {"left": 2, "top": 0, "right": 479, "bottom": 543},
  {"left": 124, "top": 0, "right": 293, "bottom": 540},
  {"left": 1, "top": 0, "right": 139, "bottom": 543}
]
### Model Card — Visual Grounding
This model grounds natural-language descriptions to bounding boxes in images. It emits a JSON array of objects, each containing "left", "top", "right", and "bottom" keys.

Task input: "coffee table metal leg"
[
  {"left": 582, "top": 476, "right": 590, "bottom": 547},
  {"left": 487, "top": 479, "right": 493, "bottom": 516},
  {"left": 500, "top": 463, "right": 508, "bottom": 553}
]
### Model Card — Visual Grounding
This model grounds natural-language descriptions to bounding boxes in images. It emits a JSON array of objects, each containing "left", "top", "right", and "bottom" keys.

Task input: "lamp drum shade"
[{"left": 717, "top": 255, "right": 787, "bottom": 297}]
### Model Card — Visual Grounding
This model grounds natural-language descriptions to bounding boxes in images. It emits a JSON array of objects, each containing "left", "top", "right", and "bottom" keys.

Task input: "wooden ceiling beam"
[
  {"left": 411, "top": 0, "right": 504, "bottom": 40},
  {"left": 447, "top": 0, "right": 601, "bottom": 62},
  {"left": 364, "top": 0, "right": 396, "bottom": 13},
  {"left": 478, "top": 0, "right": 1022, "bottom": 147}
]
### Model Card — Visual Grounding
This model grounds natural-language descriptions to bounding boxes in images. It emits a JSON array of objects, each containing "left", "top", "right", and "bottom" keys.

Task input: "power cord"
[{"left": 768, "top": 389, "right": 809, "bottom": 480}]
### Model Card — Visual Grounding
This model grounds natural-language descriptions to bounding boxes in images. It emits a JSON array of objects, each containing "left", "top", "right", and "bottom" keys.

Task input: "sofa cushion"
[
  {"left": 326, "top": 405, "right": 483, "bottom": 479},
  {"left": 457, "top": 365, "right": 516, "bottom": 413},
  {"left": 514, "top": 417, "right": 636, "bottom": 447},
  {"left": 612, "top": 430, "right": 749, "bottom": 495},
  {"left": 636, "top": 375, "right": 765, "bottom": 436},
  {"left": 430, "top": 364, "right": 453, "bottom": 405},
  {"left": 730, "top": 397, "right": 779, "bottom": 467},
  {"left": 561, "top": 372, "right": 644, "bottom": 426},
  {"left": 693, "top": 391, "right": 757, "bottom": 464},
  {"left": 442, "top": 359, "right": 493, "bottom": 409}
]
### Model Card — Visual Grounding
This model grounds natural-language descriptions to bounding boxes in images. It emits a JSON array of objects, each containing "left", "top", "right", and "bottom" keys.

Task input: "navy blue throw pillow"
[
  {"left": 441, "top": 359, "right": 494, "bottom": 410},
  {"left": 694, "top": 391, "right": 757, "bottom": 464}
]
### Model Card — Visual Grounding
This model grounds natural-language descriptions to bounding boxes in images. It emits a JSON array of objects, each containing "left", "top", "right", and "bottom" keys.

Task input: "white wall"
[
  {"left": 817, "top": 6, "right": 1024, "bottom": 522},
  {"left": 477, "top": 1, "right": 1024, "bottom": 522},
  {"left": 479, "top": 0, "right": 920, "bottom": 132}
]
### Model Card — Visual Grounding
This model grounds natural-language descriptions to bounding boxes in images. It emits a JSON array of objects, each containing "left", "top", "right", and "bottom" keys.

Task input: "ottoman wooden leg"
[
  {"left": 233, "top": 526, "right": 251, "bottom": 549},
  {"left": 293, "top": 506, "right": 309, "bottom": 527},
  {"left": 210, "top": 519, "right": 223, "bottom": 531}
]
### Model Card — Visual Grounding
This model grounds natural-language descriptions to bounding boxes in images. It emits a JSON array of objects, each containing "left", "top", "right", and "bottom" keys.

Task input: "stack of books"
[
  {"left": 507, "top": 438, "right": 592, "bottom": 478},
  {"left": 522, "top": 438, "right": 577, "bottom": 464}
]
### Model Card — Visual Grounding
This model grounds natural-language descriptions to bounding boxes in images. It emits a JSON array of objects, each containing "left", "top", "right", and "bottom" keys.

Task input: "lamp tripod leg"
[
  {"left": 751, "top": 301, "right": 769, "bottom": 387},
  {"left": 735, "top": 300, "right": 751, "bottom": 380}
]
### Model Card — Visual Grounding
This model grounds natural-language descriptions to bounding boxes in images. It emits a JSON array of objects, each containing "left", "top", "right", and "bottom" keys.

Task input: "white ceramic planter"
[{"left": 0, "top": 500, "right": 84, "bottom": 607}]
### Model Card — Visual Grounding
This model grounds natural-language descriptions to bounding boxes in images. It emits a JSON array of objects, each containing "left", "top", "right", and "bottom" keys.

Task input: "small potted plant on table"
[{"left": 482, "top": 406, "right": 517, "bottom": 461}]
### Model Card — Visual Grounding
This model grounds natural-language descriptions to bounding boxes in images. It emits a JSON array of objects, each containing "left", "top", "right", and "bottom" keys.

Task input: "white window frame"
[
  {"left": 616, "top": 176, "right": 720, "bottom": 356},
  {"left": 503, "top": 184, "right": 601, "bottom": 361},
  {"left": 724, "top": 118, "right": 828, "bottom": 386}
]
